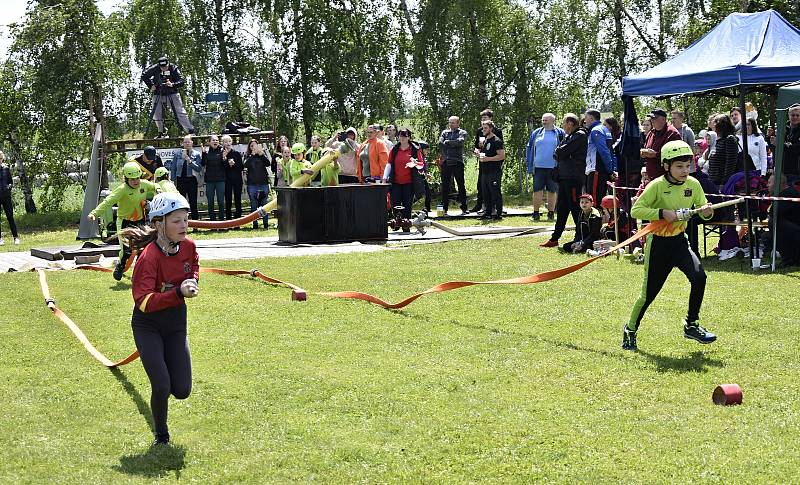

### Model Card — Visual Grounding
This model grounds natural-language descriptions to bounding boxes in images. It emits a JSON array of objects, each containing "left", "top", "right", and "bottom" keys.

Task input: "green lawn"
[{"left": 1, "top": 227, "right": 799, "bottom": 483}]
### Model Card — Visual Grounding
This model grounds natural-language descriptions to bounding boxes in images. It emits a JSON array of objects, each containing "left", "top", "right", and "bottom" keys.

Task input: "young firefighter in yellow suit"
[
  {"left": 287, "top": 142, "right": 313, "bottom": 187},
  {"left": 88, "top": 162, "right": 159, "bottom": 281},
  {"left": 305, "top": 136, "right": 324, "bottom": 186},
  {"left": 154, "top": 166, "right": 179, "bottom": 193},
  {"left": 319, "top": 148, "right": 340, "bottom": 186},
  {"left": 622, "top": 140, "right": 716, "bottom": 351}
]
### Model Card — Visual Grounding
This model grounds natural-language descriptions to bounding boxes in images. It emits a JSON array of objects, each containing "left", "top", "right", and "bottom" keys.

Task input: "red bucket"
[{"left": 712, "top": 384, "right": 743, "bottom": 405}]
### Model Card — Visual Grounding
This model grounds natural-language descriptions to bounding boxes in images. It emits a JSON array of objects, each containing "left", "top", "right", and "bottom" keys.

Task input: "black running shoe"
[
  {"left": 622, "top": 324, "right": 637, "bottom": 351},
  {"left": 152, "top": 434, "right": 170, "bottom": 446},
  {"left": 112, "top": 262, "right": 124, "bottom": 281},
  {"left": 684, "top": 320, "right": 717, "bottom": 344}
]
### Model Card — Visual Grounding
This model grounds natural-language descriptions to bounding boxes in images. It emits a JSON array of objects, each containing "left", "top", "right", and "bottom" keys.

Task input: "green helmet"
[
  {"left": 154, "top": 166, "right": 169, "bottom": 179},
  {"left": 661, "top": 140, "right": 694, "bottom": 164},
  {"left": 123, "top": 161, "right": 143, "bottom": 179},
  {"left": 291, "top": 142, "right": 306, "bottom": 155}
]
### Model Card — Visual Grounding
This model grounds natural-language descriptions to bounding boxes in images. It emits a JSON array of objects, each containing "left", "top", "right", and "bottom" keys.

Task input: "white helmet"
[{"left": 148, "top": 192, "right": 190, "bottom": 221}]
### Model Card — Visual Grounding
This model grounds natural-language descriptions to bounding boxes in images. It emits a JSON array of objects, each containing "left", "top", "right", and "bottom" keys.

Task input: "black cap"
[
  {"left": 650, "top": 108, "right": 668, "bottom": 118},
  {"left": 144, "top": 146, "right": 156, "bottom": 159},
  {"left": 157, "top": 56, "right": 168, "bottom": 66}
]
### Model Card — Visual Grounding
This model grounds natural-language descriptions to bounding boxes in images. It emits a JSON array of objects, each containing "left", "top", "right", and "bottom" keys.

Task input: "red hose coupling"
[{"left": 712, "top": 384, "right": 743, "bottom": 405}]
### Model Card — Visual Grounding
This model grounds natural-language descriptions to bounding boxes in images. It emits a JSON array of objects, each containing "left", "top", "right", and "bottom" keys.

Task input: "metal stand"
[{"left": 143, "top": 91, "right": 162, "bottom": 136}]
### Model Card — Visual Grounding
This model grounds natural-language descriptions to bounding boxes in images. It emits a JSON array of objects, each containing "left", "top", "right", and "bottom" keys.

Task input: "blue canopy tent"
[
  {"left": 623, "top": 10, "right": 800, "bottom": 97},
  {"left": 620, "top": 10, "right": 800, "bottom": 268}
]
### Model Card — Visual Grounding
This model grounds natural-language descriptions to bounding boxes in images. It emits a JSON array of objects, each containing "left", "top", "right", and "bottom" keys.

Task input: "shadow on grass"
[
  {"left": 109, "top": 281, "right": 131, "bottom": 291},
  {"left": 110, "top": 368, "right": 153, "bottom": 432},
  {"left": 637, "top": 350, "right": 724, "bottom": 373},
  {"left": 109, "top": 371, "right": 187, "bottom": 478},
  {"left": 405, "top": 315, "right": 725, "bottom": 374},
  {"left": 113, "top": 444, "right": 186, "bottom": 478}
]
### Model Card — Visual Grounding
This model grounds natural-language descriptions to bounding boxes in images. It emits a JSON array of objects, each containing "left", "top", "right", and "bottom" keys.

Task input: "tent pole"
[{"left": 740, "top": 85, "right": 756, "bottom": 265}]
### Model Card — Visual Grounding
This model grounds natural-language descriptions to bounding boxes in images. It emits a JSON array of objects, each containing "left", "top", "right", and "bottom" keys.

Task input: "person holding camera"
[
  {"left": 141, "top": 56, "right": 195, "bottom": 138},
  {"left": 221, "top": 135, "right": 244, "bottom": 220},
  {"left": 168, "top": 135, "right": 202, "bottom": 220},
  {"left": 326, "top": 127, "right": 360, "bottom": 184}
]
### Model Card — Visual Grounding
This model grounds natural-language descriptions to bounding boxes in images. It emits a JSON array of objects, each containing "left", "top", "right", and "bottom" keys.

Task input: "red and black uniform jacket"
[{"left": 132, "top": 238, "right": 199, "bottom": 313}]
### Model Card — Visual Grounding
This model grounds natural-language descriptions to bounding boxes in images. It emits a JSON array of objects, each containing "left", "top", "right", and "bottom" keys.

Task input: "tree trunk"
[
  {"left": 512, "top": 58, "right": 531, "bottom": 194},
  {"left": 292, "top": 0, "right": 314, "bottom": 143},
  {"left": 8, "top": 130, "right": 36, "bottom": 213},
  {"left": 613, "top": 0, "right": 627, "bottom": 81},
  {"left": 213, "top": 0, "right": 243, "bottom": 120},
  {"left": 468, "top": 8, "right": 488, "bottom": 109},
  {"left": 399, "top": 0, "right": 442, "bottom": 127}
]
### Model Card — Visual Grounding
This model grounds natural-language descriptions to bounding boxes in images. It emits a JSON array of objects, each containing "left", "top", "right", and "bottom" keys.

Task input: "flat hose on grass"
[{"left": 413, "top": 212, "right": 572, "bottom": 237}]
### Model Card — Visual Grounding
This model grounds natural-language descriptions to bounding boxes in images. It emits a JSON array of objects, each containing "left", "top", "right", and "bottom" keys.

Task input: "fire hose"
[
  {"left": 410, "top": 211, "right": 568, "bottom": 237},
  {"left": 38, "top": 197, "right": 737, "bottom": 366},
  {"left": 36, "top": 265, "right": 309, "bottom": 368}
]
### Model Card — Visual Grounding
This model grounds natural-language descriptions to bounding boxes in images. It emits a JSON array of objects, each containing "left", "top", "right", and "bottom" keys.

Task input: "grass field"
[{"left": 1, "top": 222, "right": 799, "bottom": 483}]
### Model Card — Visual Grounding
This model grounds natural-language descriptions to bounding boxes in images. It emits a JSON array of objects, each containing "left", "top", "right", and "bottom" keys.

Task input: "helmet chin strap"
[
  {"left": 663, "top": 164, "right": 685, "bottom": 185},
  {"left": 155, "top": 221, "right": 180, "bottom": 254}
]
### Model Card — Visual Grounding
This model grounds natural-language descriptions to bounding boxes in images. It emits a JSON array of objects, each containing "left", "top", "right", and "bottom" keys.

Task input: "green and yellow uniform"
[
  {"left": 157, "top": 179, "right": 179, "bottom": 194},
  {"left": 630, "top": 175, "right": 711, "bottom": 236},
  {"left": 90, "top": 179, "right": 158, "bottom": 260},
  {"left": 627, "top": 174, "right": 712, "bottom": 331},
  {"left": 285, "top": 158, "right": 310, "bottom": 187},
  {"left": 320, "top": 162, "right": 340, "bottom": 186}
]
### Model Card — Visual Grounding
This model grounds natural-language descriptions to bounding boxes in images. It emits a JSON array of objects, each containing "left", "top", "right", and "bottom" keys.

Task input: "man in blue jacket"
[
  {"left": 584, "top": 109, "right": 617, "bottom": 208},
  {"left": 168, "top": 135, "right": 202, "bottom": 220},
  {"left": 526, "top": 113, "right": 564, "bottom": 221}
]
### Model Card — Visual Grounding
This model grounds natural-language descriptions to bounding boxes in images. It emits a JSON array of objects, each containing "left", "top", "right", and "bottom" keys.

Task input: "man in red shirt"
[{"left": 641, "top": 108, "right": 682, "bottom": 179}]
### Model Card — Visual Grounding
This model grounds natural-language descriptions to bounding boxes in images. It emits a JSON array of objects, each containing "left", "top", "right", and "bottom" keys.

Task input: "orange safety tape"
[
  {"left": 318, "top": 221, "right": 668, "bottom": 309},
  {"left": 37, "top": 269, "right": 140, "bottom": 368}
]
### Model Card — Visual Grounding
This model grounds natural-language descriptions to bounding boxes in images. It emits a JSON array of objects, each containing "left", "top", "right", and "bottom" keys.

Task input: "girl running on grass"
[{"left": 118, "top": 192, "right": 199, "bottom": 446}]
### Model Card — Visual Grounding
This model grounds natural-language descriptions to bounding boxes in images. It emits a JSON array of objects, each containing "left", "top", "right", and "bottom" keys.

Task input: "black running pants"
[
  {"left": 628, "top": 233, "right": 707, "bottom": 330},
  {"left": 131, "top": 305, "right": 192, "bottom": 439}
]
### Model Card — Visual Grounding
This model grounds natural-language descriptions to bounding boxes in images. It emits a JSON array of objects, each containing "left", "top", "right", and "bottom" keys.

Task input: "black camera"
[{"left": 337, "top": 131, "right": 348, "bottom": 142}]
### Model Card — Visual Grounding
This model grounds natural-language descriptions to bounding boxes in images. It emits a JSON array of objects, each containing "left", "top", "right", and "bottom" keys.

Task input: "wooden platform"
[
  {"left": 104, "top": 131, "right": 276, "bottom": 154},
  {"left": 30, "top": 242, "right": 121, "bottom": 261}
]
